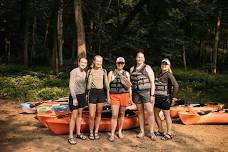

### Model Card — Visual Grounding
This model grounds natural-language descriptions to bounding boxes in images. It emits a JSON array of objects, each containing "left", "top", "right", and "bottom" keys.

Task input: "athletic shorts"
[
  {"left": 110, "top": 93, "right": 130, "bottom": 107},
  {"left": 69, "top": 93, "right": 87, "bottom": 111},
  {"left": 132, "top": 90, "right": 150, "bottom": 104},
  {"left": 88, "top": 88, "right": 106, "bottom": 104},
  {"left": 154, "top": 96, "right": 171, "bottom": 110}
]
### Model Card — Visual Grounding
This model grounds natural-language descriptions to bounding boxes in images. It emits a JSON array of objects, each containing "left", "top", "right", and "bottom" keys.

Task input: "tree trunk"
[
  {"left": 52, "top": 30, "right": 59, "bottom": 74},
  {"left": 212, "top": 10, "right": 222, "bottom": 74},
  {"left": 44, "top": 21, "right": 49, "bottom": 47},
  {"left": 57, "top": 0, "right": 64, "bottom": 67},
  {"left": 74, "top": 0, "right": 86, "bottom": 59},
  {"left": 182, "top": 42, "right": 187, "bottom": 71},
  {"left": 31, "top": 16, "right": 36, "bottom": 64},
  {"left": 21, "top": 0, "right": 30, "bottom": 66}
]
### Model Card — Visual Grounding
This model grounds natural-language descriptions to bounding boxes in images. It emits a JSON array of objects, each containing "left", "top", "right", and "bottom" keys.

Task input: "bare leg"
[
  {"left": 154, "top": 107, "right": 163, "bottom": 132},
  {"left": 162, "top": 110, "right": 172, "bottom": 134},
  {"left": 76, "top": 108, "right": 83, "bottom": 135},
  {"left": 118, "top": 106, "right": 126, "bottom": 138},
  {"left": 136, "top": 103, "right": 145, "bottom": 137},
  {"left": 69, "top": 110, "right": 78, "bottom": 138},
  {"left": 144, "top": 102, "right": 155, "bottom": 133},
  {"left": 94, "top": 103, "right": 104, "bottom": 134},
  {"left": 89, "top": 104, "right": 96, "bottom": 135},
  {"left": 110, "top": 105, "right": 120, "bottom": 140}
]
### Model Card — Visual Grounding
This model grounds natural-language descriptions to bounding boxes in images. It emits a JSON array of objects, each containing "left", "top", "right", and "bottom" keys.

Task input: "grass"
[{"left": 0, "top": 64, "right": 227, "bottom": 107}]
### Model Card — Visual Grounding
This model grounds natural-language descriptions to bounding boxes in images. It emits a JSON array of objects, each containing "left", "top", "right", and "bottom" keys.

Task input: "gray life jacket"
[
  {"left": 154, "top": 72, "right": 172, "bottom": 96},
  {"left": 110, "top": 70, "right": 129, "bottom": 94},
  {"left": 130, "top": 64, "right": 151, "bottom": 91}
]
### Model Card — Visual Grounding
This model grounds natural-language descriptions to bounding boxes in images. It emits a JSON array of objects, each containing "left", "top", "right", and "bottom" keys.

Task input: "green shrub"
[{"left": 38, "top": 87, "right": 68, "bottom": 100}]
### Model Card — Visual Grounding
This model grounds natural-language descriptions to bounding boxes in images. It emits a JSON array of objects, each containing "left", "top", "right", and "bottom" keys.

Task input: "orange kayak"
[
  {"left": 170, "top": 102, "right": 224, "bottom": 118},
  {"left": 46, "top": 110, "right": 139, "bottom": 135},
  {"left": 178, "top": 109, "right": 228, "bottom": 125},
  {"left": 36, "top": 109, "right": 71, "bottom": 127}
]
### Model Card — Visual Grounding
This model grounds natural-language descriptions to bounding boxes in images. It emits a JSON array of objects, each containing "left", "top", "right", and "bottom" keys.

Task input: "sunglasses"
[
  {"left": 161, "top": 61, "right": 168, "bottom": 65},
  {"left": 117, "top": 62, "right": 125, "bottom": 64}
]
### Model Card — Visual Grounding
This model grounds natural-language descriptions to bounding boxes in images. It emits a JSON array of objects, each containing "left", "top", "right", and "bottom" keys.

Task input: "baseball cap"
[
  {"left": 161, "top": 58, "right": 171, "bottom": 65},
  {"left": 116, "top": 57, "right": 125, "bottom": 63}
]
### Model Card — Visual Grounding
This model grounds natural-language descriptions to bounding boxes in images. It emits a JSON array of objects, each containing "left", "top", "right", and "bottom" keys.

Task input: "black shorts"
[
  {"left": 88, "top": 88, "right": 106, "bottom": 104},
  {"left": 69, "top": 93, "right": 87, "bottom": 111},
  {"left": 154, "top": 96, "right": 171, "bottom": 110}
]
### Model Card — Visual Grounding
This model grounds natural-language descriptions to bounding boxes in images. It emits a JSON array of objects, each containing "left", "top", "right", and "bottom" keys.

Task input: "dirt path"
[{"left": 0, "top": 99, "right": 228, "bottom": 152}]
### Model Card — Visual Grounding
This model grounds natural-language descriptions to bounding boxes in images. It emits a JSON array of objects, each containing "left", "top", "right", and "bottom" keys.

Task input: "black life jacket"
[
  {"left": 130, "top": 64, "right": 151, "bottom": 91},
  {"left": 110, "top": 70, "right": 129, "bottom": 94},
  {"left": 154, "top": 72, "right": 173, "bottom": 97}
]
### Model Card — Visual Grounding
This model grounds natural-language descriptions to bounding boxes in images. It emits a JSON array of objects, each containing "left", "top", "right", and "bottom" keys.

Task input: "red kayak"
[
  {"left": 178, "top": 109, "right": 228, "bottom": 125},
  {"left": 46, "top": 110, "right": 139, "bottom": 135},
  {"left": 170, "top": 102, "right": 224, "bottom": 118}
]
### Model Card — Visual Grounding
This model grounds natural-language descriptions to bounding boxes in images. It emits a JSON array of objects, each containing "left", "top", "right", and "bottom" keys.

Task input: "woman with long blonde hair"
[{"left": 154, "top": 58, "right": 179, "bottom": 140}]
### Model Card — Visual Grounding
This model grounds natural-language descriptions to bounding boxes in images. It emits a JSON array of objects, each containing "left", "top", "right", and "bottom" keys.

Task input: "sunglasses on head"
[
  {"left": 117, "top": 62, "right": 125, "bottom": 64},
  {"left": 161, "top": 61, "right": 168, "bottom": 65}
]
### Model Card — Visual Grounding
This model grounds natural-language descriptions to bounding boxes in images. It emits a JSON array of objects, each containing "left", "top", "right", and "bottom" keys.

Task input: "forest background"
[{"left": 0, "top": 0, "right": 227, "bottom": 106}]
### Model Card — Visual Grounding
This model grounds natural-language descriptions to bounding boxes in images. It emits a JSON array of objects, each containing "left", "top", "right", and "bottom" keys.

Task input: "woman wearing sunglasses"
[{"left": 108, "top": 57, "right": 133, "bottom": 142}]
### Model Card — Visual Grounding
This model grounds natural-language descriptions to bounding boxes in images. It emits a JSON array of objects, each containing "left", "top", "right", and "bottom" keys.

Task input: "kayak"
[
  {"left": 36, "top": 102, "right": 69, "bottom": 114},
  {"left": 178, "top": 109, "right": 228, "bottom": 125},
  {"left": 20, "top": 102, "right": 38, "bottom": 114},
  {"left": 36, "top": 104, "right": 71, "bottom": 127},
  {"left": 20, "top": 97, "right": 69, "bottom": 114},
  {"left": 36, "top": 109, "right": 71, "bottom": 127},
  {"left": 170, "top": 102, "right": 224, "bottom": 118},
  {"left": 46, "top": 110, "right": 139, "bottom": 135}
]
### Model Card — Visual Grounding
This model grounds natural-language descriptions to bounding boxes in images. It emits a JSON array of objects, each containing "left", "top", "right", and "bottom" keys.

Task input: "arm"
[
  {"left": 69, "top": 70, "right": 78, "bottom": 105},
  {"left": 146, "top": 66, "right": 155, "bottom": 103},
  {"left": 168, "top": 73, "right": 179, "bottom": 102},
  {"left": 146, "top": 65, "right": 155, "bottom": 96},
  {"left": 105, "top": 70, "right": 110, "bottom": 103},
  {"left": 126, "top": 72, "right": 133, "bottom": 104},
  {"left": 168, "top": 73, "right": 179, "bottom": 96}
]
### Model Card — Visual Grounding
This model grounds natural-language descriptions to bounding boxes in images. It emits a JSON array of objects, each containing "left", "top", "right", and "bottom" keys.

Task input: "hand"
[
  {"left": 73, "top": 99, "right": 78, "bottom": 106},
  {"left": 150, "top": 96, "right": 155, "bottom": 103},
  {"left": 172, "top": 97, "right": 177, "bottom": 102},
  {"left": 107, "top": 96, "right": 111, "bottom": 104},
  {"left": 85, "top": 95, "right": 88, "bottom": 101},
  {"left": 128, "top": 99, "right": 133, "bottom": 105}
]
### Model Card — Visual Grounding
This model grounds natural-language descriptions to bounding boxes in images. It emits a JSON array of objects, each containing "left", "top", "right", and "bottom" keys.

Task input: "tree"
[{"left": 74, "top": 0, "right": 86, "bottom": 59}]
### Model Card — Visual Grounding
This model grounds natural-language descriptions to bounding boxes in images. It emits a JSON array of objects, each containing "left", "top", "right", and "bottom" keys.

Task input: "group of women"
[{"left": 68, "top": 51, "right": 179, "bottom": 145}]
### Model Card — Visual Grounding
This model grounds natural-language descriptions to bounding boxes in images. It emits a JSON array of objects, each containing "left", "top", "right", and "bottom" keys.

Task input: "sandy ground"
[{"left": 0, "top": 99, "right": 228, "bottom": 152}]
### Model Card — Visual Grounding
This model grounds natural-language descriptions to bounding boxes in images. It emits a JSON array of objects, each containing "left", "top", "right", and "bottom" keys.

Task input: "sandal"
[
  {"left": 94, "top": 132, "right": 100, "bottom": 140},
  {"left": 150, "top": 132, "right": 156, "bottom": 141},
  {"left": 89, "top": 132, "right": 95, "bottom": 140},
  {"left": 76, "top": 134, "right": 87, "bottom": 140},
  {"left": 154, "top": 131, "right": 164, "bottom": 136},
  {"left": 68, "top": 137, "right": 77, "bottom": 145},
  {"left": 108, "top": 136, "right": 115, "bottom": 142},
  {"left": 117, "top": 132, "right": 124, "bottom": 139},
  {"left": 136, "top": 132, "right": 145, "bottom": 139},
  {"left": 161, "top": 133, "right": 172, "bottom": 140}
]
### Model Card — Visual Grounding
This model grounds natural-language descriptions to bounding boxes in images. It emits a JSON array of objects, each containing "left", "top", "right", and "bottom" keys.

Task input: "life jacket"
[
  {"left": 110, "top": 70, "right": 129, "bottom": 94},
  {"left": 154, "top": 72, "right": 172, "bottom": 97},
  {"left": 130, "top": 64, "right": 151, "bottom": 91},
  {"left": 86, "top": 69, "right": 109, "bottom": 91}
]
